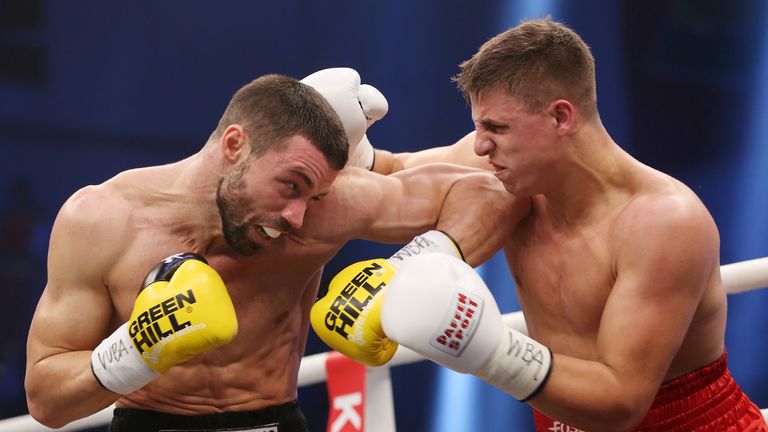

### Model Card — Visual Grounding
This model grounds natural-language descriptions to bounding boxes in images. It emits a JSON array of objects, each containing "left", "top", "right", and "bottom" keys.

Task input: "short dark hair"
[
  {"left": 455, "top": 18, "right": 597, "bottom": 118},
  {"left": 212, "top": 74, "right": 348, "bottom": 170}
]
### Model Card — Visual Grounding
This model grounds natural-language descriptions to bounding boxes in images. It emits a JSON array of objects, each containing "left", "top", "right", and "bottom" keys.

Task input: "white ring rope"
[
  {"left": 721, "top": 257, "right": 768, "bottom": 294},
  {"left": 2, "top": 257, "right": 767, "bottom": 431}
]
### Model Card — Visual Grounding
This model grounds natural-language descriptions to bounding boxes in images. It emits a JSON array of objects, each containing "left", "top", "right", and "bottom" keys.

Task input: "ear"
[
  {"left": 220, "top": 125, "right": 249, "bottom": 163},
  {"left": 548, "top": 99, "right": 575, "bottom": 136}
]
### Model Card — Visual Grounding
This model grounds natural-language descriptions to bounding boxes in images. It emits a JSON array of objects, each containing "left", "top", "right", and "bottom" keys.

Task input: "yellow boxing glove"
[
  {"left": 310, "top": 230, "right": 463, "bottom": 366},
  {"left": 91, "top": 253, "right": 237, "bottom": 394},
  {"left": 311, "top": 258, "right": 397, "bottom": 366}
]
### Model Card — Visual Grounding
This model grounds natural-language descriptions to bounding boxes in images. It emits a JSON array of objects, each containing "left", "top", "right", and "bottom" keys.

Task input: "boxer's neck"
[{"left": 535, "top": 132, "right": 635, "bottom": 228}]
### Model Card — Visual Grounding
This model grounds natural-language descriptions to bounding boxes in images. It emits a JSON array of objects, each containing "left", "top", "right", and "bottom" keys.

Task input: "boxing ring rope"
[{"left": 2, "top": 257, "right": 768, "bottom": 431}]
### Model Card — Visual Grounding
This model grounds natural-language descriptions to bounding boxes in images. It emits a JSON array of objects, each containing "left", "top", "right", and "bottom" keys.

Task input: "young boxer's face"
[
  {"left": 470, "top": 87, "right": 561, "bottom": 196},
  {"left": 216, "top": 135, "right": 337, "bottom": 256}
]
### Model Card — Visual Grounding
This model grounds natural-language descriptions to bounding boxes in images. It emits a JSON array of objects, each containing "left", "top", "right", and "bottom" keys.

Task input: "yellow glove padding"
[
  {"left": 311, "top": 258, "right": 398, "bottom": 366},
  {"left": 129, "top": 259, "right": 238, "bottom": 373},
  {"left": 91, "top": 255, "right": 238, "bottom": 394}
]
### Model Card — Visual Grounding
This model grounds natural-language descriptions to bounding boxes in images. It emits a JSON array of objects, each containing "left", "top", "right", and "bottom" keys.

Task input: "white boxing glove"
[
  {"left": 381, "top": 253, "right": 552, "bottom": 401},
  {"left": 301, "top": 68, "right": 388, "bottom": 170}
]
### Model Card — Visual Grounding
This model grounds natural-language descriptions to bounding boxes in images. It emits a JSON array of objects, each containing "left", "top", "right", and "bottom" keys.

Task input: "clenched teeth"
[{"left": 262, "top": 226, "right": 281, "bottom": 239}]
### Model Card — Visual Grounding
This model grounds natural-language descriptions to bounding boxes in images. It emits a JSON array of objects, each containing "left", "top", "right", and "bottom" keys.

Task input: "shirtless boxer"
[
  {"left": 24, "top": 72, "right": 524, "bottom": 431},
  {"left": 318, "top": 19, "right": 767, "bottom": 431}
]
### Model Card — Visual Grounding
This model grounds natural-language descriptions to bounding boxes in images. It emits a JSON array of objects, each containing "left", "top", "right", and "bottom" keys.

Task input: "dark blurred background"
[{"left": 1, "top": 0, "right": 767, "bottom": 430}]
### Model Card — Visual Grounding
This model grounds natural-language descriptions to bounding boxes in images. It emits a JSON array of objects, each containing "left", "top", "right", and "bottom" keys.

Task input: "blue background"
[{"left": 1, "top": 0, "right": 767, "bottom": 430}]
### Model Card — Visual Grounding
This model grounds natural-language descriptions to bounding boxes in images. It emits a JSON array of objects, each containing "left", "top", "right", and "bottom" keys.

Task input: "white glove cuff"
[
  {"left": 388, "top": 230, "right": 464, "bottom": 269},
  {"left": 349, "top": 135, "right": 376, "bottom": 170},
  {"left": 91, "top": 322, "right": 159, "bottom": 394},
  {"left": 476, "top": 326, "right": 552, "bottom": 401}
]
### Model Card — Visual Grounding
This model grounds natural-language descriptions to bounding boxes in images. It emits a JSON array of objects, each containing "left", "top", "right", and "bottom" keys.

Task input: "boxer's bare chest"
[
  {"left": 109, "top": 222, "right": 342, "bottom": 409},
  {"left": 105, "top": 222, "right": 338, "bottom": 343},
  {"left": 504, "top": 211, "right": 617, "bottom": 353}
]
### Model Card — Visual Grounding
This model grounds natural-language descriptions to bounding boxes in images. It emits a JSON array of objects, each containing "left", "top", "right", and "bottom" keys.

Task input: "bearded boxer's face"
[
  {"left": 216, "top": 135, "right": 337, "bottom": 256},
  {"left": 216, "top": 159, "right": 283, "bottom": 256}
]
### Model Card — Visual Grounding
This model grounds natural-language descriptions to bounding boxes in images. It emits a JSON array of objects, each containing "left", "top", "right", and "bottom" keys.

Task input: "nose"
[
  {"left": 474, "top": 132, "right": 494, "bottom": 157},
  {"left": 281, "top": 199, "right": 308, "bottom": 230}
]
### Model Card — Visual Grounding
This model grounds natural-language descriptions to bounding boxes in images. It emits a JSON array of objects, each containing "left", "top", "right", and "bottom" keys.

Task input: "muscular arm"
[
  {"left": 315, "top": 164, "right": 528, "bottom": 266},
  {"left": 372, "top": 131, "right": 491, "bottom": 174},
  {"left": 529, "top": 196, "right": 721, "bottom": 431},
  {"left": 25, "top": 186, "right": 124, "bottom": 427}
]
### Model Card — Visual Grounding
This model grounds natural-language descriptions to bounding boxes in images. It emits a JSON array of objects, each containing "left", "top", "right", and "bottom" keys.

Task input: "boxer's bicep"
[
  {"left": 301, "top": 167, "right": 432, "bottom": 244},
  {"left": 26, "top": 188, "right": 128, "bottom": 424},
  {"left": 28, "top": 188, "right": 118, "bottom": 366},
  {"left": 323, "top": 164, "right": 524, "bottom": 265},
  {"left": 351, "top": 165, "right": 460, "bottom": 243},
  {"left": 347, "top": 165, "right": 525, "bottom": 265},
  {"left": 597, "top": 197, "right": 719, "bottom": 401}
]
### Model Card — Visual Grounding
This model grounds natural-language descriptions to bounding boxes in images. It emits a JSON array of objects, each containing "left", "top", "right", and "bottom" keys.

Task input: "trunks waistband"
[{"left": 108, "top": 401, "right": 307, "bottom": 432}]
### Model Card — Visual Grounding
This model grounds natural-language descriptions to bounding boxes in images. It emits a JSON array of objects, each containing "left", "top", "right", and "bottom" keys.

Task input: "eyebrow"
[
  {"left": 476, "top": 118, "right": 505, "bottom": 129},
  {"left": 289, "top": 168, "right": 315, "bottom": 189}
]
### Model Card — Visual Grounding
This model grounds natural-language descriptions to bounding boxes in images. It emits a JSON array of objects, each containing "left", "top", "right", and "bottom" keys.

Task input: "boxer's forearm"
[
  {"left": 377, "top": 148, "right": 447, "bottom": 174},
  {"left": 527, "top": 354, "right": 657, "bottom": 432},
  {"left": 436, "top": 172, "right": 529, "bottom": 266},
  {"left": 372, "top": 132, "right": 489, "bottom": 175},
  {"left": 26, "top": 351, "right": 118, "bottom": 428},
  {"left": 373, "top": 146, "right": 476, "bottom": 175}
]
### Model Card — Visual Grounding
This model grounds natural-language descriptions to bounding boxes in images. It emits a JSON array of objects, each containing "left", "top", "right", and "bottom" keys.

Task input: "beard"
[
  {"left": 216, "top": 183, "right": 261, "bottom": 256},
  {"left": 215, "top": 161, "right": 290, "bottom": 256}
]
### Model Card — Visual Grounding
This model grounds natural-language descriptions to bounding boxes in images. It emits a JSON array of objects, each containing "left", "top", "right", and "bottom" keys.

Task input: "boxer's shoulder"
[
  {"left": 616, "top": 190, "right": 721, "bottom": 268},
  {"left": 56, "top": 183, "right": 127, "bottom": 234},
  {"left": 620, "top": 166, "right": 710, "bottom": 217},
  {"left": 614, "top": 185, "right": 715, "bottom": 243},
  {"left": 57, "top": 182, "right": 133, "bottom": 244},
  {"left": 51, "top": 181, "right": 137, "bottom": 290}
]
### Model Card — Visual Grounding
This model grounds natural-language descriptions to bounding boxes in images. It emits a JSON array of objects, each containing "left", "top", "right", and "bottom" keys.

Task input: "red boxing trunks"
[{"left": 533, "top": 352, "right": 767, "bottom": 431}]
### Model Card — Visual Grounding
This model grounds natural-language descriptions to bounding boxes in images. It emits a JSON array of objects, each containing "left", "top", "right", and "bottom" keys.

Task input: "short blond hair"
[{"left": 455, "top": 18, "right": 597, "bottom": 118}]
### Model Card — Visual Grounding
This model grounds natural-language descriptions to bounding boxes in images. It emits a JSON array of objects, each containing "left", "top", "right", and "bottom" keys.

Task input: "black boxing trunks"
[
  {"left": 533, "top": 351, "right": 767, "bottom": 431},
  {"left": 108, "top": 400, "right": 307, "bottom": 432}
]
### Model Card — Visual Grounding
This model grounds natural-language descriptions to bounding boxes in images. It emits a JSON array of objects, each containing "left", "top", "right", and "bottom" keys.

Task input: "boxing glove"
[
  {"left": 301, "top": 68, "right": 388, "bottom": 170},
  {"left": 310, "top": 230, "right": 463, "bottom": 366},
  {"left": 381, "top": 253, "right": 551, "bottom": 401},
  {"left": 91, "top": 253, "right": 238, "bottom": 394}
]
